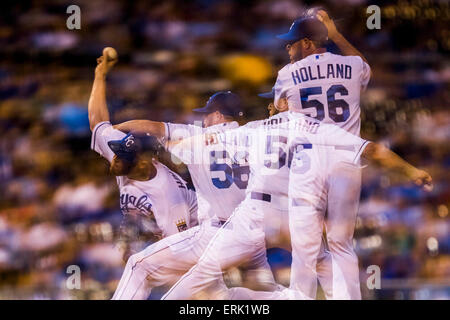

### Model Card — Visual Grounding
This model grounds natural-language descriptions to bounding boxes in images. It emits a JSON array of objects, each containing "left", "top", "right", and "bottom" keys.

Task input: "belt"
[
  {"left": 210, "top": 219, "right": 231, "bottom": 229},
  {"left": 250, "top": 192, "right": 288, "bottom": 210},
  {"left": 251, "top": 191, "right": 271, "bottom": 202}
]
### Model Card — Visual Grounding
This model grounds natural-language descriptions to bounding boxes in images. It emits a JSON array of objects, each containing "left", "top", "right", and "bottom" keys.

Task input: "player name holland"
[
  {"left": 178, "top": 304, "right": 270, "bottom": 317},
  {"left": 291, "top": 63, "right": 353, "bottom": 85}
]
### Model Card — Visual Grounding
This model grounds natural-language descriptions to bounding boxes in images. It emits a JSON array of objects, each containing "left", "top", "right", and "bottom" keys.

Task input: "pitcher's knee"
[
  {"left": 126, "top": 252, "right": 150, "bottom": 274},
  {"left": 327, "top": 235, "right": 354, "bottom": 253},
  {"left": 123, "top": 253, "right": 136, "bottom": 269},
  {"left": 129, "top": 253, "right": 167, "bottom": 284}
]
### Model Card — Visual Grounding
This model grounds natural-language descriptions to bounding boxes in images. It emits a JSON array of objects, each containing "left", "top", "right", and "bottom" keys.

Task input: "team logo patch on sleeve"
[{"left": 176, "top": 219, "right": 188, "bottom": 232}]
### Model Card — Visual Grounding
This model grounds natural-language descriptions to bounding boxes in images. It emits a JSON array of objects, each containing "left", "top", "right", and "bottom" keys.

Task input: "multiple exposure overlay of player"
[{"left": 86, "top": 10, "right": 433, "bottom": 300}]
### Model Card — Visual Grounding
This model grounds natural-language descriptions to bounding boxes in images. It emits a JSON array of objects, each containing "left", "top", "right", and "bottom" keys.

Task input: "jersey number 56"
[
  {"left": 210, "top": 150, "right": 249, "bottom": 189},
  {"left": 300, "top": 84, "right": 350, "bottom": 123}
]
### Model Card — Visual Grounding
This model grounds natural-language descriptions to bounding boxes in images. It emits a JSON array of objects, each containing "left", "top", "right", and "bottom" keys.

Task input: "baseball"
[{"left": 103, "top": 47, "right": 118, "bottom": 61}]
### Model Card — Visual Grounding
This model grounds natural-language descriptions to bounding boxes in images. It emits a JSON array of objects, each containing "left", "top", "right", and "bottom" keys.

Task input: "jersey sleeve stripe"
[
  {"left": 353, "top": 140, "right": 370, "bottom": 164},
  {"left": 165, "top": 123, "right": 171, "bottom": 141},
  {"left": 164, "top": 123, "right": 171, "bottom": 150}
]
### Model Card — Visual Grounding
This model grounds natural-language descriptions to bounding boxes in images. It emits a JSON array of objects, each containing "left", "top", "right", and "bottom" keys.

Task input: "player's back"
[
  {"left": 165, "top": 121, "right": 249, "bottom": 223},
  {"left": 275, "top": 52, "right": 371, "bottom": 135},
  {"left": 286, "top": 112, "right": 369, "bottom": 204},
  {"left": 239, "top": 111, "right": 291, "bottom": 197}
]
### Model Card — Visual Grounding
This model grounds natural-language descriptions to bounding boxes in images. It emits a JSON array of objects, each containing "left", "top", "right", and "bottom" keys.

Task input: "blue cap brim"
[
  {"left": 193, "top": 106, "right": 212, "bottom": 113},
  {"left": 258, "top": 92, "right": 274, "bottom": 99},
  {"left": 108, "top": 140, "right": 122, "bottom": 153},
  {"left": 108, "top": 140, "right": 137, "bottom": 163},
  {"left": 276, "top": 32, "right": 300, "bottom": 41}
]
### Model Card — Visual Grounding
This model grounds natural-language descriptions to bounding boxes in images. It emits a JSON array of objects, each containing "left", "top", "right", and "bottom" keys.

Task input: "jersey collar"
[{"left": 302, "top": 51, "right": 331, "bottom": 63}]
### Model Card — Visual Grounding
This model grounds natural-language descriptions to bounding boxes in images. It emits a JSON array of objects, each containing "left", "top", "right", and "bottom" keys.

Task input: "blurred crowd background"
[{"left": 0, "top": 0, "right": 448, "bottom": 300}]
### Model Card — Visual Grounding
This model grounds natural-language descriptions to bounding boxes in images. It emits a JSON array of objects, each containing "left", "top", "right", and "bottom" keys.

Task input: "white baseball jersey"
[
  {"left": 286, "top": 112, "right": 369, "bottom": 205},
  {"left": 215, "top": 112, "right": 368, "bottom": 204},
  {"left": 91, "top": 121, "right": 198, "bottom": 238},
  {"left": 218, "top": 112, "right": 291, "bottom": 198},
  {"left": 164, "top": 121, "right": 248, "bottom": 223},
  {"left": 274, "top": 53, "right": 371, "bottom": 136}
]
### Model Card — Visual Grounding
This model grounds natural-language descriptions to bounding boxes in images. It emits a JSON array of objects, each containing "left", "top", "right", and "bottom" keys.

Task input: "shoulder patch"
[{"left": 176, "top": 219, "right": 188, "bottom": 232}]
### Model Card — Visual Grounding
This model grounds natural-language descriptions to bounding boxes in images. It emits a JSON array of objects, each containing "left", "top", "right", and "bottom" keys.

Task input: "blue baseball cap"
[
  {"left": 257, "top": 88, "right": 275, "bottom": 99},
  {"left": 108, "top": 133, "right": 162, "bottom": 163},
  {"left": 277, "top": 17, "right": 328, "bottom": 43},
  {"left": 193, "top": 91, "right": 243, "bottom": 117}
]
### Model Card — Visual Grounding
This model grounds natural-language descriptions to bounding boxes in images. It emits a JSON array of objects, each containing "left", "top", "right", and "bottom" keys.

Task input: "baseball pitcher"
[{"left": 273, "top": 10, "right": 371, "bottom": 299}]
